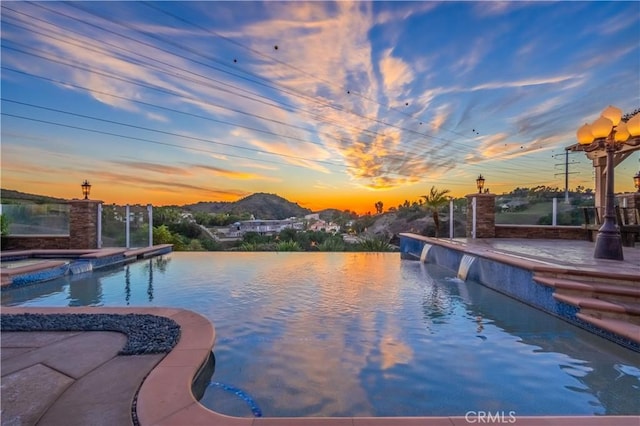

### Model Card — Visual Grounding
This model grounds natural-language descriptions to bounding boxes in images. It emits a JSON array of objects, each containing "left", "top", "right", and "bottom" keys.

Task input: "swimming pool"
[{"left": 2, "top": 252, "right": 639, "bottom": 417}]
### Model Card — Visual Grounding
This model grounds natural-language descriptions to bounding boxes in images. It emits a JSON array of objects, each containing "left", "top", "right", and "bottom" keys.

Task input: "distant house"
[
  {"left": 500, "top": 200, "right": 528, "bottom": 212},
  {"left": 226, "top": 218, "right": 304, "bottom": 237},
  {"left": 307, "top": 219, "right": 340, "bottom": 233}
]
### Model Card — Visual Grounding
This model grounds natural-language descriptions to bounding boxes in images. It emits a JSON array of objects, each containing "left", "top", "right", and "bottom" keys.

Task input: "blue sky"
[{"left": 1, "top": 1, "right": 639, "bottom": 212}]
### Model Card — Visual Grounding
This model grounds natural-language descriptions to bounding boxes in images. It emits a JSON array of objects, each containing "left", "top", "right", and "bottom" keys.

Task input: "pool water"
[{"left": 2, "top": 252, "right": 639, "bottom": 417}]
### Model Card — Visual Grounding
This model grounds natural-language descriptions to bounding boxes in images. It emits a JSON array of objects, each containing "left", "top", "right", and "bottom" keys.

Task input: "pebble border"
[{"left": 0, "top": 313, "right": 181, "bottom": 355}]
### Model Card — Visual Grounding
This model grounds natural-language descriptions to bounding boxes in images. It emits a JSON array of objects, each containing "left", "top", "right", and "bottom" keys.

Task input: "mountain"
[
  {"left": 184, "top": 192, "right": 312, "bottom": 220},
  {"left": 0, "top": 188, "right": 67, "bottom": 204}
]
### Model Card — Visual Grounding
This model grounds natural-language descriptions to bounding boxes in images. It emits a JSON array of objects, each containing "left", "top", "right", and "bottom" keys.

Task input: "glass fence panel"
[
  {"left": 0, "top": 204, "right": 70, "bottom": 235},
  {"left": 496, "top": 199, "right": 595, "bottom": 226},
  {"left": 101, "top": 204, "right": 151, "bottom": 248}
]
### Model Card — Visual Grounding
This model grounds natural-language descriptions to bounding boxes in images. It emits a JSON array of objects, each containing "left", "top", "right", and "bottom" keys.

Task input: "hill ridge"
[{"left": 183, "top": 192, "right": 312, "bottom": 220}]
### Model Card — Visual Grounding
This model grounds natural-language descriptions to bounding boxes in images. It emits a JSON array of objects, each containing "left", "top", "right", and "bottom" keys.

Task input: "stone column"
[
  {"left": 69, "top": 199, "right": 102, "bottom": 249},
  {"left": 465, "top": 193, "right": 496, "bottom": 238},
  {"left": 616, "top": 192, "right": 640, "bottom": 223}
]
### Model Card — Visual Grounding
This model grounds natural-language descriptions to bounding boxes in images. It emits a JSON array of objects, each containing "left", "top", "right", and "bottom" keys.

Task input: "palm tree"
[{"left": 421, "top": 186, "right": 451, "bottom": 237}]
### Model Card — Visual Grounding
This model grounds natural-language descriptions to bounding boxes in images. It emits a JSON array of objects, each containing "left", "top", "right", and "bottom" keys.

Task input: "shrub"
[
  {"left": 317, "top": 237, "right": 345, "bottom": 252},
  {"left": 242, "top": 231, "right": 270, "bottom": 245},
  {"left": 356, "top": 236, "right": 394, "bottom": 252},
  {"left": 0, "top": 214, "right": 8, "bottom": 236},
  {"left": 186, "top": 239, "right": 204, "bottom": 251},
  {"left": 276, "top": 240, "right": 301, "bottom": 251},
  {"left": 200, "top": 238, "right": 221, "bottom": 251}
]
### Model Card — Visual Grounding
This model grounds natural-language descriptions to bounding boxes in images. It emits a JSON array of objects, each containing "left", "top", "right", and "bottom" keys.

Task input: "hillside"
[
  {"left": 0, "top": 188, "right": 67, "bottom": 204},
  {"left": 184, "top": 192, "right": 312, "bottom": 220}
]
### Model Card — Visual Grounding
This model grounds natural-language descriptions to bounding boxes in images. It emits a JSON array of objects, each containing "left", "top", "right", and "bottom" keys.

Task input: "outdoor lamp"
[
  {"left": 627, "top": 112, "right": 640, "bottom": 137},
  {"left": 476, "top": 174, "right": 485, "bottom": 194},
  {"left": 575, "top": 105, "right": 639, "bottom": 261},
  {"left": 81, "top": 180, "right": 91, "bottom": 200}
]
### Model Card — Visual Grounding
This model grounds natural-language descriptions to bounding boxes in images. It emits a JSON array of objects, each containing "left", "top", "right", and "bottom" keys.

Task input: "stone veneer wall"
[
  {"left": 465, "top": 193, "right": 496, "bottom": 238},
  {"left": 495, "top": 225, "right": 586, "bottom": 240},
  {"left": 68, "top": 200, "right": 101, "bottom": 249},
  {"left": 1, "top": 236, "right": 70, "bottom": 250},
  {"left": 617, "top": 192, "right": 639, "bottom": 208},
  {"left": 3, "top": 200, "right": 102, "bottom": 251},
  {"left": 616, "top": 192, "right": 640, "bottom": 224}
]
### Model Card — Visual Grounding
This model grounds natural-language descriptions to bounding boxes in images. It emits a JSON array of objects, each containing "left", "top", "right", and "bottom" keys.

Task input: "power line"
[
  {"left": 34, "top": 1, "right": 554, "bottom": 165},
  {"left": 2, "top": 2, "right": 567, "bottom": 183}
]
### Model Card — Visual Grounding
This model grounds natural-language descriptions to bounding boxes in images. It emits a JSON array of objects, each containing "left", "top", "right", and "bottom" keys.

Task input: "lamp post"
[
  {"left": 634, "top": 171, "right": 640, "bottom": 192},
  {"left": 476, "top": 174, "right": 485, "bottom": 194},
  {"left": 576, "top": 106, "right": 640, "bottom": 260},
  {"left": 81, "top": 180, "right": 91, "bottom": 200}
]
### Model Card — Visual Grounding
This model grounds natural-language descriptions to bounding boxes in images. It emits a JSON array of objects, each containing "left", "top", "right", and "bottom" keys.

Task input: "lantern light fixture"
[
  {"left": 476, "top": 174, "right": 485, "bottom": 194},
  {"left": 81, "top": 180, "right": 91, "bottom": 200}
]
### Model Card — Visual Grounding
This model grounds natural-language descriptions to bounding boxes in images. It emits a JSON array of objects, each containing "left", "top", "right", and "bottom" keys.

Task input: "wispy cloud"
[
  {"left": 378, "top": 48, "right": 414, "bottom": 99},
  {"left": 92, "top": 170, "right": 247, "bottom": 197},
  {"left": 111, "top": 160, "right": 191, "bottom": 176},
  {"left": 191, "top": 164, "right": 281, "bottom": 181}
]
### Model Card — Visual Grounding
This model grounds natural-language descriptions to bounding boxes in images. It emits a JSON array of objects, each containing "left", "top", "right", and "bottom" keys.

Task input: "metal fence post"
[
  {"left": 472, "top": 197, "right": 477, "bottom": 239},
  {"left": 449, "top": 198, "right": 454, "bottom": 239},
  {"left": 97, "top": 203, "right": 103, "bottom": 248},
  {"left": 125, "top": 204, "right": 130, "bottom": 249},
  {"left": 147, "top": 204, "right": 153, "bottom": 247}
]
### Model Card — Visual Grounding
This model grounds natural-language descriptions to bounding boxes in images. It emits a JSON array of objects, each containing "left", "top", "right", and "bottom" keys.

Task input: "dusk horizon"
[{"left": 2, "top": 1, "right": 639, "bottom": 214}]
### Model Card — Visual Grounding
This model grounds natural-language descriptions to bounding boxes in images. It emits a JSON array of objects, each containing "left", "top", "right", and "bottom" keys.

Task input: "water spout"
[
  {"left": 70, "top": 261, "right": 93, "bottom": 275},
  {"left": 420, "top": 244, "right": 433, "bottom": 263},
  {"left": 457, "top": 254, "right": 476, "bottom": 280}
]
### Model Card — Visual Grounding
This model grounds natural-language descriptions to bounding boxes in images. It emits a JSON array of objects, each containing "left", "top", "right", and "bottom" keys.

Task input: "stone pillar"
[
  {"left": 616, "top": 192, "right": 640, "bottom": 223},
  {"left": 465, "top": 193, "right": 496, "bottom": 238},
  {"left": 69, "top": 199, "right": 102, "bottom": 249},
  {"left": 617, "top": 192, "right": 639, "bottom": 209}
]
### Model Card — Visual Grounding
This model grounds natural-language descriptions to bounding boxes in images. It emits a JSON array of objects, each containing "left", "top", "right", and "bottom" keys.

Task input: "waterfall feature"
[
  {"left": 420, "top": 244, "right": 433, "bottom": 263},
  {"left": 70, "top": 261, "right": 93, "bottom": 275},
  {"left": 457, "top": 254, "right": 476, "bottom": 280}
]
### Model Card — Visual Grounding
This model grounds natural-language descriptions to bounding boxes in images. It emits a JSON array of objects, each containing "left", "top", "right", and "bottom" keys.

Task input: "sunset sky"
[{"left": 1, "top": 1, "right": 639, "bottom": 214}]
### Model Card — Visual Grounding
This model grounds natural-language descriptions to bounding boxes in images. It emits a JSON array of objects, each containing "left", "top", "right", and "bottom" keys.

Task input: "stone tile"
[
  {"left": 160, "top": 348, "right": 211, "bottom": 367},
  {"left": 1, "top": 347, "right": 33, "bottom": 362},
  {"left": 1, "top": 331, "right": 80, "bottom": 348},
  {"left": 175, "top": 321, "right": 215, "bottom": 351},
  {"left": 1, "top": 331, "right": 126, "bottom": 378},
  {"left": 254, "top": 418, "right": 353, "bottom": 426},
  {"left": 354, "top": 418, "right": 453, "bottom": 426},
  {"left": 170, "top": 309, "right": 212, "bottom": 327},
  {"left": 38, "top": 354, "right": 163, "bottom": 426},
  {"left": 136, "top": 365, "right": 197, "bottom": 425},
  {"left": 449, "top": 416, "right": 640, "bottom": 426},
  {"left": 1, "top": 363, "right": 74, "bottom": 426},
  {"left": 155, "top": 402, "right": 252, "bottom": 426}
]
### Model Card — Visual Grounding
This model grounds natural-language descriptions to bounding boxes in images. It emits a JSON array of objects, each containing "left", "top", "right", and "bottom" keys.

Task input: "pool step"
[
  {"left": 553, "top": 293, "right": 640, "bottom": 325},
  {"left": 535, "top": 276, "right": 640, "bottom": 303},
  {"left": 576, "top": 313, "right": 640, "bottom": 345},
  {"left": 535, "top": 273, "right": 640, "bottom": 343}
]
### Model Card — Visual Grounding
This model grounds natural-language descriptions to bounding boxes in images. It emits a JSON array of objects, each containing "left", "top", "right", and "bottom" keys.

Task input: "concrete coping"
[
  {"left": 398, "top": 233, "right": 639, "bottom": 281},
  {"left": 0, "top": 260, "right": 69, "bottom": 280},
  {"left": 2, "top": 307, "right": 638, "bottom": 426},
  {"left": 1, "top": 246, "right": 174, "bottom": 287}
]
